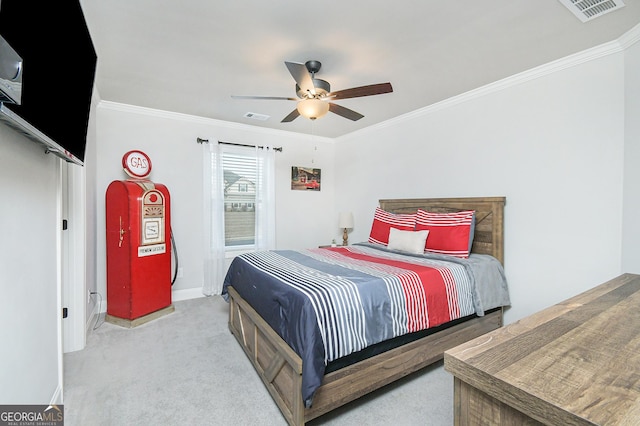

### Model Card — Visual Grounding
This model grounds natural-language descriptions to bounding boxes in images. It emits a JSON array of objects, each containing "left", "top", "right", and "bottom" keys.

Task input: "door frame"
[{"left": 61, "top": 161, "right": 87, "bottom": 354}]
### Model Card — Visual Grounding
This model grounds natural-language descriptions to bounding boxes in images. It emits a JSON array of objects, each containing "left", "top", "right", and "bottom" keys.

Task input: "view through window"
[{"left": 222, "top": 151, "right": 257, "bottom": 248}]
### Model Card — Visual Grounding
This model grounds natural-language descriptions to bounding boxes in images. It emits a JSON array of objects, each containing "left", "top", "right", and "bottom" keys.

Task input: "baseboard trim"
[
  {"left": 86, "top": 286, "right": 206, "bottom": 328},
  {"left": 84, "top": 298, "right": 101, "bottom": 337},
  {"left": 51, "top": 384, "right": 62, "bottom": 405},
  {"left": 172, "top": 286, "right": 206, "bottom": 302}
]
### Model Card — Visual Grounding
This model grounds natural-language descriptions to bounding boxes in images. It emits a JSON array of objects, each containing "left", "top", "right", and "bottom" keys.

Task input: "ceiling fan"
[{"left": 232, "top": 60, "right": 393, "bottom": 122}]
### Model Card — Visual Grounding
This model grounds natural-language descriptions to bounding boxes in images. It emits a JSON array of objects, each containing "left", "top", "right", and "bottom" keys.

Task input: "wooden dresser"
[{"left": 445, "top": 273, "right": 640, "bottom": 425}]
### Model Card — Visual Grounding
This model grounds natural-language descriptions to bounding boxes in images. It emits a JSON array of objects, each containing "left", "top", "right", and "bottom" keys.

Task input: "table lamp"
[{"left": 338, "top": 212, "right": 354, "bottom": 246}]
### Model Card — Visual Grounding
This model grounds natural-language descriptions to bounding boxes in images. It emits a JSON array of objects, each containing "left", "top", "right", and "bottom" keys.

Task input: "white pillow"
[{"left": 387, "top": 228, "right": 429, "bottom": 254}]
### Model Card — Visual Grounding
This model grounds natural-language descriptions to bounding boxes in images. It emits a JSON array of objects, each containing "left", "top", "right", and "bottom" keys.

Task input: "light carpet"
[{"left": 63, "top": 296, "right": 453, "bottom": 425}]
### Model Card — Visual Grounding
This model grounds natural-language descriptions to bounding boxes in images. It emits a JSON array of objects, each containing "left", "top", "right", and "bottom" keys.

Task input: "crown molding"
[
  {"left": 338, "top": 25, "right": 639, "bottom": 143},
  {"left": 97, "top": 100, "right": 334, "bottom": 143},
  {"left": 98, "top": 21, "right": 640, "bottom": 147},
  {"left": 618, "top": 22, "right": 640, "bottom": 49}
]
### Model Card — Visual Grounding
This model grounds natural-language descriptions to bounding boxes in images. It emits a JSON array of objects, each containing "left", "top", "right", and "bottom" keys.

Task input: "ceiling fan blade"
[
  {"left": 328, "top": 103, "right": 364, "bottom": 121},
  {"left": 285, "top": 61, "right": 315, "bottom": 96},
  {"left": 327, "top": 82, "right": 393, "bottom": 100},
  {"left": 281, "top": 109, "right": 300, "bottom": 123},
  {"left": 232, "top": 95, "right": 297, "bottom": 101}
]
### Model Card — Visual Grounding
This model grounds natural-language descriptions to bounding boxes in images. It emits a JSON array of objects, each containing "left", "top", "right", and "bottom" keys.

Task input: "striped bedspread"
[{"left": 222, "top": 243, "right": 508, "bottom": 407}]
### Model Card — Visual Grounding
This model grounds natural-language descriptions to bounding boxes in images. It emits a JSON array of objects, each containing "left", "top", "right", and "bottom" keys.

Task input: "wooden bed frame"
[{"left": 226, "top": 196, "right": 506, "bottom": 425}]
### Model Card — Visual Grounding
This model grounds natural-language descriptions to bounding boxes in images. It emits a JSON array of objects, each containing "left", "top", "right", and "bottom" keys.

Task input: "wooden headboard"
[{"left": 378, "top": 197, "right": 506, "bottom": 265}]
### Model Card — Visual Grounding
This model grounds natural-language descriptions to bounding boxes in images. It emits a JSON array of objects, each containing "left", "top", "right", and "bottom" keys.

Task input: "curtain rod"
[{"left": 196, "top": 137, "right": 282, "bottom": 152}]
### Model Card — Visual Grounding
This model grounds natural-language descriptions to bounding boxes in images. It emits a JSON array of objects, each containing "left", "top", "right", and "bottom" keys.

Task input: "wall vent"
[
  {"left": 244, "top": 112, "right": 270, "bottom": 121},
  {"left": 558, "top": 0, "right": 625, "bottom": 22}
]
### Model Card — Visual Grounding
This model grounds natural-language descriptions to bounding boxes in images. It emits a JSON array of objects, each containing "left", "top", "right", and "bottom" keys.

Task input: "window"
[
  {"left": 203, "top": 141, "right": 275, "bottom": 295},
  {"left": 222, "top": 149, "right": 257, "bottom": 248}
]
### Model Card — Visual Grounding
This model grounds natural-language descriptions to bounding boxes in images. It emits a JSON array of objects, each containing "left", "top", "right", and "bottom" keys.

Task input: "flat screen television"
[{"left": 0, "top": 0, "right": 97, "bottom": 165}]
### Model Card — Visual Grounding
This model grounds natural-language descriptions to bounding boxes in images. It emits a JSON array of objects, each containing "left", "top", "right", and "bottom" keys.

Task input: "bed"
[{"left": 222, "top": 196, "right": 509, "bottom": 425}]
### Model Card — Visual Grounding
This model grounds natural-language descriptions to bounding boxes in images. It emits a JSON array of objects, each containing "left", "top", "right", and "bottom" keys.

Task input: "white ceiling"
[{"left": 80, "top": 0, "right": 640, "bottom": 139}]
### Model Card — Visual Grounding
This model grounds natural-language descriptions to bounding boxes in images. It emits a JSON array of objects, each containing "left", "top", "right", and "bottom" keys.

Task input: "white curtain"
[
  {"left": 255, "top": 145, "right": 276, "bottom": 250},
  {"left": 202, "top": 142, "right": 226, "bottom": 296}
]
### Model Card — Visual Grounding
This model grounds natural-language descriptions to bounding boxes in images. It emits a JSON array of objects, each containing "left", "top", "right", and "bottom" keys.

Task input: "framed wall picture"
[{"left": 291, "top": 166, "right": 321, "bottom": 191}]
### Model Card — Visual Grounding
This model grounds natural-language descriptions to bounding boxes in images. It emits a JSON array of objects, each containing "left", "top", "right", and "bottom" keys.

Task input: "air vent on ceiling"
[
  {"left": 558, "top": 0, "right": 625, "bottom": 22},
  {"left": 244, "top": 112, "right": 270, "bottom": 121}
]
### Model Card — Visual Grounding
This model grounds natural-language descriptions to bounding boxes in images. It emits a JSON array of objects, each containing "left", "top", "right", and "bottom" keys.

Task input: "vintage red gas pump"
[{"left": 105, "top": 150, "right": 174, "bottom": 326}]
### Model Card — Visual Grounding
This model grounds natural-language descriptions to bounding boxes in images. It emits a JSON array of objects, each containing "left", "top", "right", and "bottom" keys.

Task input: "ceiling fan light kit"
[
  {"left": 297, "top": 98, "right": 329, "bottom": 120},
  {"left": 232, "top": 60, "right": 393, "bottom": 123}
]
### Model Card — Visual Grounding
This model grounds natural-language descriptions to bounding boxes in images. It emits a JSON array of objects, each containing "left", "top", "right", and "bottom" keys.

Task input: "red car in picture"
[{"left": 306, "top": 179, "right": 320, "bottom": 190}]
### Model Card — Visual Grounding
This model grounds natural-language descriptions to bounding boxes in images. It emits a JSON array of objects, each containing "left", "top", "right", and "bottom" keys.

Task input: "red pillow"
[
  {"left": 368, "top": 207, "right": 416, "bottom": 246},
  {"left": 415, "top": 209, "right": 475, "bottom": 258}
]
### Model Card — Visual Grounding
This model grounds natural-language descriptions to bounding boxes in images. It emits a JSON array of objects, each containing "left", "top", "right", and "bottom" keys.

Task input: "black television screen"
[{"left": 0, "top": 0, "right": 97, "bottom": 163}]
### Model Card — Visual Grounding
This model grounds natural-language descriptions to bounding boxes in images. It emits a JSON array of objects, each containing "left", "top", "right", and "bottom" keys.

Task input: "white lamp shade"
[
  {"left": 297, "top": 98, "right": 330, "bottom": 120},
  {"left": 338, "top": 212, "right": 354, "bottom": 229}
]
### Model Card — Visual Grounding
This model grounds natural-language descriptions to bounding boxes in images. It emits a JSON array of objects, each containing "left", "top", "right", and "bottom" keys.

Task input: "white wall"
[
  {"left": 85, "top": 88, "right": 101, "bottom": 325},
  {"left": 335, "top": 52, "right": 626, "bottom": 324},
  {"left": 94, "top": 103, "right": 335, "bottom": 304},
  {"left": 622, "top": 37, "right": 640, "bottom": 273},
  {"left": 0, "top": 126, "right": 62, "bottom": 403}
]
